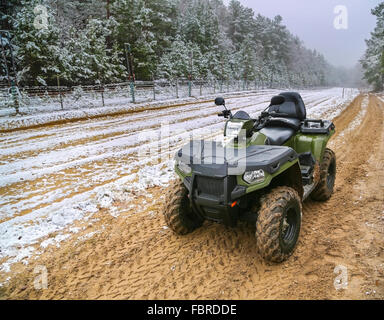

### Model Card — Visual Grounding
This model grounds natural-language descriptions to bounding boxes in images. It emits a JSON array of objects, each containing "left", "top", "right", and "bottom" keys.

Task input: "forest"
[
  {"left": 0, "top": 0, "right": 379, "bottom": 88},
  {"left": 360, "top": 2, "right": 384, "bottom": 91}
]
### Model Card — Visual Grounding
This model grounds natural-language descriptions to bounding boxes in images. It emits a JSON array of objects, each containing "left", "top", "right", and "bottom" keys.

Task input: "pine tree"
[
  {"left": 10, "top": 0, "right": 67, "bottom": 85},
  {"left": 360, "top": 2, "right": 384, "bottom": 91},
  {"left": 156, "top": 35, "right": 204, "bottom": 79},
  {"left": 65, "top": 17, "right": 126, "bottom": 84},
  {"left": 112, "top": 0, "right": 177, "bottom": 80}
]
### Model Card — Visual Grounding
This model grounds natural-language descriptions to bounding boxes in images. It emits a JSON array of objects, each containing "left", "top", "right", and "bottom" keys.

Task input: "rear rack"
[{"left": 300, "top": 119, "right": 335, "bottom": 134}]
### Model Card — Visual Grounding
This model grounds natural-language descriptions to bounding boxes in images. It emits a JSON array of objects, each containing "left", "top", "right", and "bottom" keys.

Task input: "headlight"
[
  {"left": 177, "top": 159, "right": 191, "bottom": 175},
  {"left": 243, "top": 169, "right": 265, "bottom": 184}
]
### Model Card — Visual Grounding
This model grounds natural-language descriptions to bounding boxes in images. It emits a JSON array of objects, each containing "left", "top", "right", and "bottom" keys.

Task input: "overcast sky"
[{"left": 223, "top": 0, "right": 380, "bottom": 68}]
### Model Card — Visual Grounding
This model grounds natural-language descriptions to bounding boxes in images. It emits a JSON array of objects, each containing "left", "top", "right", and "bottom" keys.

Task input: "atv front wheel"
[
  {"left": 256, "top": 186, "right": 302, "bottom": 263},
  {"left": 311, "top": 148, "right": 336, "bottom": 201},
  {"left": 163, "top": 180, "right": 204, "bottom": 235}
]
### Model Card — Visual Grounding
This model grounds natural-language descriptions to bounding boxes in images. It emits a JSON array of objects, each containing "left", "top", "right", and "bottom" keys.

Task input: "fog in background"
[{"left": 224, "top": 0, "right": 379, "bottom": 67}]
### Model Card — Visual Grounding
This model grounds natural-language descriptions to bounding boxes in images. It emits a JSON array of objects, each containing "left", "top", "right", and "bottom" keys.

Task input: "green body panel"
[
  {"left": 283, "top": 130, "right": 335, "bottom": 162},
  {"left": 248, "top": 131, "right": 268, "bottom": 146}
]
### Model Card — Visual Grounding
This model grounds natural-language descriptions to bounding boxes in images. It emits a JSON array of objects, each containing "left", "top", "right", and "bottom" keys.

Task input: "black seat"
[
  {"left": 265, "top": 117, "right": 301, "bottom": 131},
  {"left": 260, "top": 92, "right": 307, "bottom": 145},
  {"left": 260, "top": 127, "right": 295, "bottom": 146}
]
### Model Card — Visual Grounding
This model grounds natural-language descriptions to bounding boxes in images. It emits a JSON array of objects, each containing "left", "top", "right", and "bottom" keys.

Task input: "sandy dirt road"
[{"left": 1, "top": 92, "right": 384, "bottom": 299}]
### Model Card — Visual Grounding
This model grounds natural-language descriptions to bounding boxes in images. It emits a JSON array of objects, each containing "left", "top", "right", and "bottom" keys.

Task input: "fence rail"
[{"left": 0, "top": 78, "right": 318, "bottom": 114}]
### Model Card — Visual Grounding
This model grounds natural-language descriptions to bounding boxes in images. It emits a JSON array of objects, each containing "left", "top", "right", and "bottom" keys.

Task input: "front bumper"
[{"left": 183, "top": 174, "right": 246, "bottom": 227}]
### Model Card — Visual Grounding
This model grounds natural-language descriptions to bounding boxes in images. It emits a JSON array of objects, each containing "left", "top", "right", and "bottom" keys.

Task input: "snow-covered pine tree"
[
  {"left": 156, "top": 35, "right": 204, "bottom": 79},
  {"left": 65, "top": 17, "right": 126, "bottom": 84},
  {"left": 360, "top": 2, "right": 384, "bottom": 91},
  {"left": 112, "top": 0, "right": 177, "bottom": 80},
  {"left": 10, "top": 0, "right": 68, "bottom": 86}
]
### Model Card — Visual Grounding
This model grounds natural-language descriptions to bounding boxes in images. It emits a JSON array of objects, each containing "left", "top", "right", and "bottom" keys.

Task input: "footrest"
[
  {"left": 300, "top": 165, "right": 312, "bottom": 176},
  {"left": 300, "top": 164, "right": 314, "bottom": 186}
]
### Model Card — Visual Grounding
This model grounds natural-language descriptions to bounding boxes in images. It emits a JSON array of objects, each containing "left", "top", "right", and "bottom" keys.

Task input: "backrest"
[{"left": 268, "top": 92, "right": 306, "bottom": 120}]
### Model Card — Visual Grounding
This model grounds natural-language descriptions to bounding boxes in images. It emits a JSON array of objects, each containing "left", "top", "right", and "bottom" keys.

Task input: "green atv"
[{"left": 163, "top": 92, "right": 336, "bottom": 262}]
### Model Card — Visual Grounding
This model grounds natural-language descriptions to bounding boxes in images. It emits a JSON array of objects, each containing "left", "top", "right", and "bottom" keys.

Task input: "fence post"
[
  {"left": 188, "top": 77, "right": 192, "bottom": 97},
  {"left": 152, "top": 75, "right": 156, "bottom": 100},
  {"left": 10, "top": 80, "right": 19, "bottom": 114},
  {"left": 99, "top": 81, "right": 105, "bottom": 107},
  {"left": 130, "top": 80, "right": 135, "bottom": 103},
  {"left": 199, "top": 81, "right": 202, "bottom": 96},
  {"left": 176, "top": 78, "right": 179, "bottom": 98},
  {"left": 213, "top": 80, "right": 216, "bottom": 94},
  {"left": 57, "top": 75, "right": 63, "bottom": 110}
]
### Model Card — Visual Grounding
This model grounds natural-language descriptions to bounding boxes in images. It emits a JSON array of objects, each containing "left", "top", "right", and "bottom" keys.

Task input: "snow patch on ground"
[
  {"left": 0, "top": 90, "right": 265, "bottom": 131},
  {"left": 340, "top": 95, "right": 369, "bottom": 137}
]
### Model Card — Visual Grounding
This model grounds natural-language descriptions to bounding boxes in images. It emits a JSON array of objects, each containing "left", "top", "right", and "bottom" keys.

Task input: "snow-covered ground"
[
  {"left": 0, "top": 87, "right": 359, "bottom": 274},
  {"left": 0, "top": 89, "right": 275, "bottom": 131},
  {"left": 0, "top": 83, "right": 270, "bottom": 130}
]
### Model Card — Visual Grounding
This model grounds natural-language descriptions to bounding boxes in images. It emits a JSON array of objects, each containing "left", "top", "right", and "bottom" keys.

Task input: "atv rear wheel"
[
  {"left": 163, "top": 180, "right": 204, "bottom": 235},
  {"left": 256, "top": 186, "right": 302, "bottom": 263},
  {"left": 311, "top": 148, "right": 336, "bottom": 201}
]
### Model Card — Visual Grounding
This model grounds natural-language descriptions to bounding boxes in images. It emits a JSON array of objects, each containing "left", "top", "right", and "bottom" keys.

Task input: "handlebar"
[{"left": 218, "top": 110, "right": 232, "bottom": 118}]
